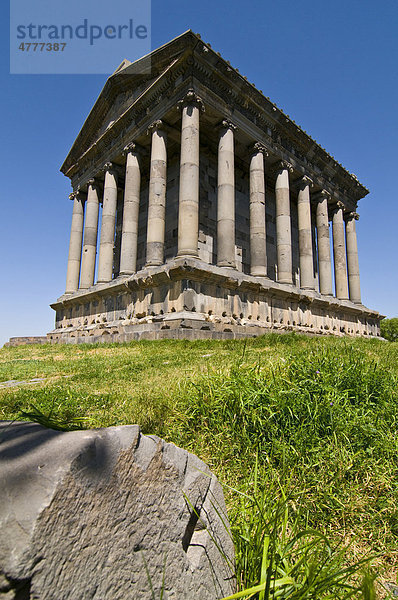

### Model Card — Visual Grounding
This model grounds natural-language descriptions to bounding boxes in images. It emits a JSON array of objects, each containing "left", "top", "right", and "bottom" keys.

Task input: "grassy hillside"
[{"left": 1, "top": 335, "right": 397, "bottom": 597}]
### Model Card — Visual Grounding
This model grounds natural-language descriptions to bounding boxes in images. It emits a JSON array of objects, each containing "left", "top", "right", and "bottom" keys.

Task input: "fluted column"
[
  {"left": 345, "top": 212, "right": 361, "bottom": 303},
  {"left": 97, "top": 162, "right": 118, "bottom": 283},
  {"left": 65, "top": 190, "right": 85, "bottom": 294},
  {"left": 275, "top": 160, "right": 293, "bottom": 284},
  {"left": 177, "top": 91, "right": 204, "bottom": 258},
  {"left": 146, "top": 120, "right": 167, "bottom": 266},
  {"left": 80, "top": 179, "right": 100, "bottom": 289},
  {"left": 217, "top": 120, "right": 236, "bottom": 268},
  {"left": 249, "top": 142, "right": 268, "bottom": 277},
  {"left": 332, "top": 202, "right": 349, "bottom": 300},
  {"left": 297, "top": 175, "right": 315, "bottom": 289},
  {"left": 119, "top": 143, "right": 141, "bottom": 275},
  {"left": 315, "top": 190, "right": 333, "bottom": 295}
]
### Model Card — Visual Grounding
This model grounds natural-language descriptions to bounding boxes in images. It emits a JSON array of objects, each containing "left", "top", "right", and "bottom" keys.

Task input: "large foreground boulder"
[{"left": 0, "top": 422, "right": 235, "bottom": 599}]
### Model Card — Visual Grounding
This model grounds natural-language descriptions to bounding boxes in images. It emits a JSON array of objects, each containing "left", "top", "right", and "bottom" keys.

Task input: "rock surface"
[{"left": 0, "top": 421, "right": 235, "bottom": 599}]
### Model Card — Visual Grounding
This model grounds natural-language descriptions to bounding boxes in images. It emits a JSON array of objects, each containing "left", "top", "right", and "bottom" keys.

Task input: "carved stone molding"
[{"left": 177, "top": 89, "right": 205, "bottom": 113}]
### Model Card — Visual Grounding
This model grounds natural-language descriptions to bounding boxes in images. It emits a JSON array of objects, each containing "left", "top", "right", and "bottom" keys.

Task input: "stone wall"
[{"left": 4, "top": 337, "right": 48, "bottom": 347}]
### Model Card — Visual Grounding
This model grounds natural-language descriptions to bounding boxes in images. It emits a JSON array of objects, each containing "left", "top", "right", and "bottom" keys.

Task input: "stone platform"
[{"left": 48, "top": 258, "right": 381, "bottom": 344}]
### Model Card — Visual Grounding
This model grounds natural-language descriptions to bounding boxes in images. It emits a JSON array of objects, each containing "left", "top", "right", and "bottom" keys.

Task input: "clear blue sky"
[{"left": 1, "top": 0, "right": 397, "bottom": 346}]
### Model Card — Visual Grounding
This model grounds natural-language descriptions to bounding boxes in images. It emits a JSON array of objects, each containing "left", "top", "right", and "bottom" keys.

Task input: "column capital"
[
  {"left": 102, "top": 162, "right": 118, "bottom": 179},
  {"left": 250, "top": 142, "right": 269, "bottom": 157},
  {"left": 69, "top": 189, "right": 86, "bottom": 201},
  {"left": 312, "top": 189, "right": 331, "bottom": 203},
  {"left": 177, "top": 89, "right": 205, "bottom": 113},
  {"left": 147, "top": 119, "right": 166, "bottom": 135},
  {"left": 123, "top": 142, "right": 139, "bottom": 156},
  {"left": 273, "top": 159, "right": 293, "bottom": 174},
  {"left": 218, "top": 119, "right": 237, "bottom": 132},
  {"left": 297, "top": 175, "right": 314, "bottom": 190},
  {"left": 345, "top": 211, "right": 359, "bottom": 222},
  {"left": 331, "top": 201, "right": 345, "bottom": 217},
  {"left": 86, "top": 178, "right": 101, "bottom": 191}
]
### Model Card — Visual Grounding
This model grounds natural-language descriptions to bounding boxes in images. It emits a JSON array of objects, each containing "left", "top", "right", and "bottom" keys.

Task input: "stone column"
[
  {"left": 217, "top": 120, "right": 236, "bottom": 268},
  {"left": 345, "top": 212, "right": 361, "bottom": 303},
  {"left": 65, "top": 190, "right": 85, "bottom": 294},
  {"left": 97, "top": 162, "right": 118, "bottom": 283},
  {"left": 177, "top": 91, "right": 204, "bottom": 258},
  {"left": 146, "top": 120, "right": 167, "bottom": 266},
  {"left": 119, "top": 143, "right": 141, "bottom": 276},
  {"left": 80, "top": 179, "right": 100, "bottom": 289},
  {"left": 275, "top": 160, "right": 293, "bottom": 284},
  {"left": 332, "top": 201, "right": 349, "bottom": 300},
  {"left": 249, "top": 142, "right": 268, "bottom": 277},
  {"left": 297, "top": 175, "right": 315, "bottom": 289},
  {"left": 315, "top": 190, "right": 333, "bottom": 295}
]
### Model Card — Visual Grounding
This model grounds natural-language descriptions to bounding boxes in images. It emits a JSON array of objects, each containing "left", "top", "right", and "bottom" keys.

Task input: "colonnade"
[{"left": 65, "top": 91, "right": 361, "bottom": 304}]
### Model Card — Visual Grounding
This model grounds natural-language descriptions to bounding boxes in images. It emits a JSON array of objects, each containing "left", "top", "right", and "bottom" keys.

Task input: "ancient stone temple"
[{"left": 48, "top": 30, "right": 382, "bottom": 343}]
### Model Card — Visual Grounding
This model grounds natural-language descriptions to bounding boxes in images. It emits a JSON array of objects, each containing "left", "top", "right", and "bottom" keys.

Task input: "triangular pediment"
[{"left": 61, "top": 30, "right": 200, "bottom": 175}]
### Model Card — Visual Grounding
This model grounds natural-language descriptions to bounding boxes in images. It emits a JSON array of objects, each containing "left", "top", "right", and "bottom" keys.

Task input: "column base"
[
  {"left": 145, "top": 261, "right": 163, "bottom": 267},
  {"left": 176, "top": 250, "right": 199, "bottom": 259},
  {"left": 250, "top": 268, "right": 268, "bottom": 278},
  {"left": 278, "top": 278, "right": 293, "bottom": 285},
  {"left": 118, "top": 271, "right": 134, "bottom": 277},
  {"left": 217, "top": 262, "right": 236, "bottom": 269}
]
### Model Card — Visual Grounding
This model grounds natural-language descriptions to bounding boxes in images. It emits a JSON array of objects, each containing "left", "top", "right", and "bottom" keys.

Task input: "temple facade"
[{"left": 48, "top": 31, "right": 382, "bottom": 343}]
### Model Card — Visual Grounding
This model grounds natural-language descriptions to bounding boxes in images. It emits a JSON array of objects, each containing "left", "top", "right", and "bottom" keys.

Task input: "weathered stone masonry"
[{"left": 49, "top": 31, "right": 382, "bottom": 343}]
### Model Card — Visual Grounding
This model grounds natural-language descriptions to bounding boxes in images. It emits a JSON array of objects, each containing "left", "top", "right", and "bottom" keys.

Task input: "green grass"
[{"left": 1, "top": 334, "right": 397, "bottom": 597}]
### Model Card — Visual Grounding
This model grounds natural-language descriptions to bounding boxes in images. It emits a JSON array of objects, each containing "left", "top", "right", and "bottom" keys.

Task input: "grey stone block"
[{"left": 0, "top": 422, "right": 234, "bottom": 600}]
